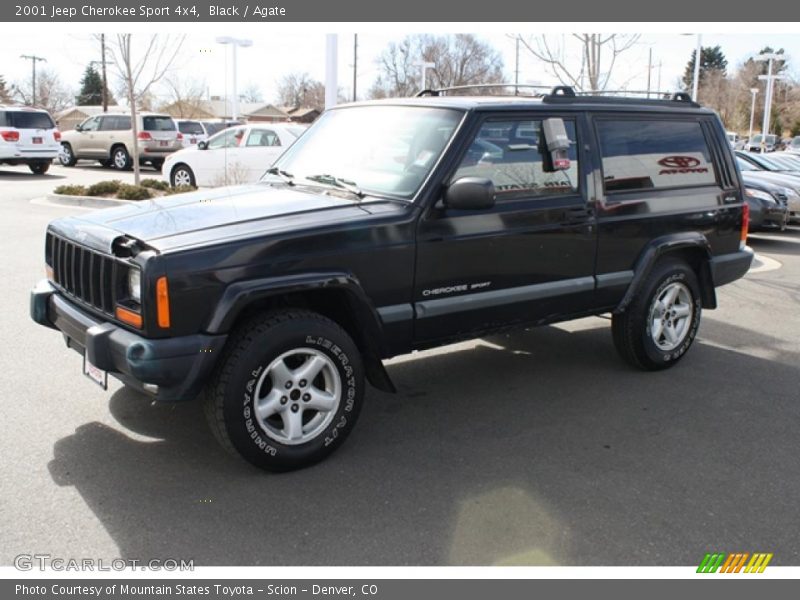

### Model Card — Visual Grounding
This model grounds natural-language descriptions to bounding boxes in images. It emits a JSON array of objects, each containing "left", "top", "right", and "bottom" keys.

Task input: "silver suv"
[
  {"left": 0, "top": 105, "right": 60, "bottom": 174},
  {"left": 59, "top": 112, "right": 182, "bottom": 171}
]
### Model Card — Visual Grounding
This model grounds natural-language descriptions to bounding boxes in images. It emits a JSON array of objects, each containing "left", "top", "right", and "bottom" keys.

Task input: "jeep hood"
[{"left": 48, "top": 184, "right": 395, "bottom": 253}]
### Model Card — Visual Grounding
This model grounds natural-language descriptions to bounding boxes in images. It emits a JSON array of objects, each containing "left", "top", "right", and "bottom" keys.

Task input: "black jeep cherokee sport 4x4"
[{"left": 31, "top": 86, "right": 753, "bottom": 471}]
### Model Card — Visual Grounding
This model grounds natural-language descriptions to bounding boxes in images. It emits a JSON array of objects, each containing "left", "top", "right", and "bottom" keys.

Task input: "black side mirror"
[
  {"left": 198, "top": 141, "right": 208, "bottom": 150},
  {"left": 74, "top": 125, "right": 82, "bottom": 132},
  {"left": 444, "top": 177, "right": 496, "bottom": 210}
]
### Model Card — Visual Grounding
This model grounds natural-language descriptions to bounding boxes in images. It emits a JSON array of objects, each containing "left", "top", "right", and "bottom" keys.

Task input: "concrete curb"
[{"left": 44, "top": 193, "right": 135, "bottom": 209}]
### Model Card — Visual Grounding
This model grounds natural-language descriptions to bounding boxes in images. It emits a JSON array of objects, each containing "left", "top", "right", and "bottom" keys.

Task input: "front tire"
[
  {"left": 59, "top": 143, "right": 77, "bottom": 167},
  {"left": 170, "top": 163, "right": 195, "bottom": 187},
  {"left": 612, "top": 259, "right": 702, "bottom": 371},
  {"left": 204, "top": 310, "right": 365, "bottom": 471}
]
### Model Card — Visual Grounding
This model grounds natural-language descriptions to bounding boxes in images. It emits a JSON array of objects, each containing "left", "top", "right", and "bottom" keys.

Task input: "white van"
[{"left": 0, "top": 105, "right": 60, "bottom": 174}]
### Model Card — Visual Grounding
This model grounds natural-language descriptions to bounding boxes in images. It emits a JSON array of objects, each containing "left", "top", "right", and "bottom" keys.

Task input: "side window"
[
  {"left": 80, "top": 116, "right": 101, "bottom": 132},
  {"left": 98, "top": 116, "right": 115, "bottom": 131},
  {"left": 246, "top": 129, "right": 279, "bottom": 147},
  {"left": 452, "top": 118, "right": 579, "bottom": 198},
  {"left": 207, "top": 128, "right": 242, "bottom": 149},
  {"left": 597, "top": 119, "right": 717, "bottom": 193},
  {"left": 114, "top": 116, "right": 131, "bottom": 131}
]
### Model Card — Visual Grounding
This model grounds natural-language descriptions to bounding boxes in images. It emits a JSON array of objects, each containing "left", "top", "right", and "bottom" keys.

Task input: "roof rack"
[
  {"left": 415, "top": 84, "right": 700, "bottom": 107},
  {"left": 416, "top": 83, "right": 552, "bottom": 97}
]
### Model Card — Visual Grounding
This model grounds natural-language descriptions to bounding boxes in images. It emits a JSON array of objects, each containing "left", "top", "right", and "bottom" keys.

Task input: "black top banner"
[{"left": 2, "top": 0, "right": 799, "bottom": 22}]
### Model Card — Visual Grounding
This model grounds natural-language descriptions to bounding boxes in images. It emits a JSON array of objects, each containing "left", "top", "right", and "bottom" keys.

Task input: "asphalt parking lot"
[{"left": 1, "top": 162, "right": 799, "bottom": 567}]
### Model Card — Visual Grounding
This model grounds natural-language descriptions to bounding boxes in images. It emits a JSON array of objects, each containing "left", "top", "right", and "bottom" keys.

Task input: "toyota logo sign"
[{"left": 658, "top": 155, "right": 701, "bottom": 168}]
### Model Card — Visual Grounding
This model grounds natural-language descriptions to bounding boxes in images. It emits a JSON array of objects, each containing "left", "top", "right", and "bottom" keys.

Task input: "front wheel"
[
  {"left": 612, "top": 259, "right": 702, "bottom": 370},
  {"left": 204, "top": 310, "right": 365, "bottom": 471}
]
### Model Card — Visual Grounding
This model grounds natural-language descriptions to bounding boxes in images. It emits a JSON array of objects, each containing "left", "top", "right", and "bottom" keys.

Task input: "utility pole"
[
  {"left": 514, "top": 36, "right": 520, "bottom": 95},
  {"left": 691, "top": 34, "right": 702, "bottom": 101},
  {"left": 20, "top": 54, "right": 46, "bottom": 106},
  {"left": 353, "top": 34, "right": 358, "bottom": 102},
  {"left": 646, "top": 48, "right": 652, "bottom": 99}
]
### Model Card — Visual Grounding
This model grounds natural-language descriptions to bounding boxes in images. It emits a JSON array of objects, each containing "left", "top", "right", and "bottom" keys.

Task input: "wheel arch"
[
  {"left": 615, "top": 232, "right": 717, "bottom": 314},
  {"left": 206, "top": 272, "right": 396, "bottom": 393}
]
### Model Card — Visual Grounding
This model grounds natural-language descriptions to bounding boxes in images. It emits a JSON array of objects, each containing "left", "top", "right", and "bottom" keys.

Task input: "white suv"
[{"left": 0, "top": 105, "right": 60, "bottom": 174}]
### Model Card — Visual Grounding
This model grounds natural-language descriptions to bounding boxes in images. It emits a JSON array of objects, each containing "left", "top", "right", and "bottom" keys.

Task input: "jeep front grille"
[{"left": 47, "top": 233, "right": 117, "bottom": 314}]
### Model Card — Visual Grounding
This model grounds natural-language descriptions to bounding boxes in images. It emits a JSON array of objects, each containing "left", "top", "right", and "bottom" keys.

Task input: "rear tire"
[
  {"left": 612, "top": 259, "right": 702, "bottom": 371},
  {"left": 59, "top": 143, "right": 77, "bottom": 167},
  {"left": 111, "top": 146, "right": 132, "bottom": 170},
  {"left": 170, "top": 164, "right": 196, "bottom": 187},
  {"left": 28, "top": 161, "right": 50, "bottom": 175},
  {"left": 204, "top": 309, "right": 365, "bottom": 472}
]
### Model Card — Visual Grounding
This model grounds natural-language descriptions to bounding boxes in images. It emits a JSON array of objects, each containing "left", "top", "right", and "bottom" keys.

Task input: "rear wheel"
[
  {"left": 111, "top": 146, "right": 132, "bottom": 170},
  {"left": 170, "top": 163, "right": 195, "bottom": 187},
  {"left": 59, "top": 143, "right": 77, "bottom": 167},
  {"left": 612, "top": 259, "right": 702, "bottom": 370},
  {"left": 28, "top": 161, "right": 50, "bottom": 175},
  {"left": 204, "top": 310, "right": 365, "bottom": 471}
]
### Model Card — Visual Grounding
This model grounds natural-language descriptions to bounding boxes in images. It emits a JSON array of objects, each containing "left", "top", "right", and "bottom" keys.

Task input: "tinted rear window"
[
  {"left": 178, "top": 121, "right": 204, "bottom": 134},
  {"left": 142, "top": 116, "right": 176, "bottom": 131},
  {"left": 1, "top": 111, "right": 55, "bottom": 129},
  {"left": 597, "top": 119, "right": 717, "bottom": 192}
]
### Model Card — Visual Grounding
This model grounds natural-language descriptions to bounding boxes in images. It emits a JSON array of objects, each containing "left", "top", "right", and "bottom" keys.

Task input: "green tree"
[
  {"left": 683, "top": 45, "right": 728, "bottom": 90},
  {"left": 76, "top": 65, "right": 104, "bottom": 105}
]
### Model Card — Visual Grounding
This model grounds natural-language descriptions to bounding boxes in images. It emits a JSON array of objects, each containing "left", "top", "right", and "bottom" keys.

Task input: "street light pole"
[
  {"left": 755, "top": 53, "right": 786, "bottom": 144},
  {"left": 416, "top": 61, "right": 435, "bottom": 92},
  {"left": 691, "top": 34, "right": 702, "bottom": 101},
  {"left": 215, "top": 36, "right": 253, "bottom": 121},
  {"left": 748, "top": 88, "right": 758, "bottom": 144}
]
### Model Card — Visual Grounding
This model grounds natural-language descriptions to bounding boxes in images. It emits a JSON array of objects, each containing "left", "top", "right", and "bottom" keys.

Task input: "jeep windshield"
[{"left": 264, "top": 105, "right": 463, "bottom": 200}]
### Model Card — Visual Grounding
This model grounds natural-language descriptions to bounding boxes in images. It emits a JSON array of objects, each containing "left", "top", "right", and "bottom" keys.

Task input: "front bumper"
[
  {"left": 710, "top": 247, "right": 755, "bottom": 287},
  {"left": 30, "top": 280, "right": 227, "bottom": 402}
]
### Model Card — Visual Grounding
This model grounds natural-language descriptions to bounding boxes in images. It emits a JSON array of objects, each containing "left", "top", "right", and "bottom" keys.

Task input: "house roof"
[{"left": 56, "top": 105, "right": 122, "bottom": 119}]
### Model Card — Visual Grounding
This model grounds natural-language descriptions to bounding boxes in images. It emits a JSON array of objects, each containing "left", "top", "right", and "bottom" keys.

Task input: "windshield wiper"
[
  {"left": 304, "top": 174, "right": 364, "bottom": 198},
  {"left": 265, "top": 167, "right": 295, "bottom": 185}
]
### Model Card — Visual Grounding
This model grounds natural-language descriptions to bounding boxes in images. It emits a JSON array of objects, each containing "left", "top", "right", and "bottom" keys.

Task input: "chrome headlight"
[{"left": 127, "top": 268, "right": 142, "bottom": 304}]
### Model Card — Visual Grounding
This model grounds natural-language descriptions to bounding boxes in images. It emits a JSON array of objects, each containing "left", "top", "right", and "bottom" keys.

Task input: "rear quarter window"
[
  {"left": 597, "top": 119, "right": 717, "bottom": 193},
  {"left": 142, "top": 116, "right": 176, "bottom": 131},
  {"left": 178, "top": 121, "right": 204, "bottom": 134}
]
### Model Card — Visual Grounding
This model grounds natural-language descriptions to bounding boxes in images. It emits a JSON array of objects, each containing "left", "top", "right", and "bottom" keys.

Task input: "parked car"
[
  {"left": 744, "top": 133, "right": 778, "bottom": 153},
  {"left": 202, "top": 120, "right": 243, "bottom": 136},
  {"left": 784, "top": 136, "right": 800, "bottom": 155},
  {"left": 59, "top": 112, "right": 183, "bottom": 171},
  {"left": 31, "top": 87, "right": 752, "bottom": 471},
  {"left": 736, "top": 154, "right": 800, "bottom": 222},
  {"left": 176, "top": 119, "right": 210, "bottom": 148},
  {"left": 0, "top": 105, "right": 60, "bottom": 174},
  {"left": 163, "top": 123, "right": 305, "bottom": 187},
  {"left": 739, "top": 176, "right": 790, "bottom": 231},
  {"left": 726, "top": 131, "right": 739, "bottom": 148}
]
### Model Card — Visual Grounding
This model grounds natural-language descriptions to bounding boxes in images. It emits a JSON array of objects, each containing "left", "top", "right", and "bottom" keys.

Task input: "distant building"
[
  {"left": 159, "top": 97, "right": 321, "bottom": 124},
  {"left": 55, "top": 105, "right": 122, "bottom": 131}
]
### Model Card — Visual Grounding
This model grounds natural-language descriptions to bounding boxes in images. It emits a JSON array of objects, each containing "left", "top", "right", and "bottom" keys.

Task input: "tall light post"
[
  {"left": 325, "top": 34, "right": 338, "bottom": 110},
  {"left": 20, "top": 54, "right": 46, "bottom": 106},
  {"left": 755, "top": 53, "right": 785, "bottom": 143},
  {"left": 691, "top": 34, "right": 702, "bottom": 101},
  {"left": 416, "top": 61, "right": 435, "bottom": 91},
  {"left": 215, "top": 36, "right": 253, "bottom": 121},
  {"left": 748, "top": 87, "right": 759, "bottom": 143}
]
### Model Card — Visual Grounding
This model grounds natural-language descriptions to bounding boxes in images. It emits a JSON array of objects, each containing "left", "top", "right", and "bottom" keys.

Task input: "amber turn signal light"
[
  {"left": 115, "top": 306, "right": 143, "bottom": 328},
  {"left": 156, "top": 276, "right": 171, "bottom": 328}
]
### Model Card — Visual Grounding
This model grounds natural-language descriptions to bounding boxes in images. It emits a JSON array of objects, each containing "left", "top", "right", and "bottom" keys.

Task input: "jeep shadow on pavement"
[{"left": 31, "top": 85, "right": 753, "bottom": 471}]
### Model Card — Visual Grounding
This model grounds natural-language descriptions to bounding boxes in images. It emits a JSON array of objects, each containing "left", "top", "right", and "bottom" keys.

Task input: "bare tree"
[
  {"left": 107, "top": 34, "right": 185, "bottom": 184},
  {"left": 239, "top": 83, "right": 264, "bottom": 103},
  {"left": 370, "top": 34, "right": 504, "bottom": 98},
  {"left": 276, "top": 73, "right": 325, "bottom": 109},
  {"left": 12, "top": 69, "right": 74, "bottom": 114},
  {"left": 162, "top": 76, "right": 208, "bottom": 117},
  {"left": 516, "top": 34, "right": 640, "bottom": 92}
]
